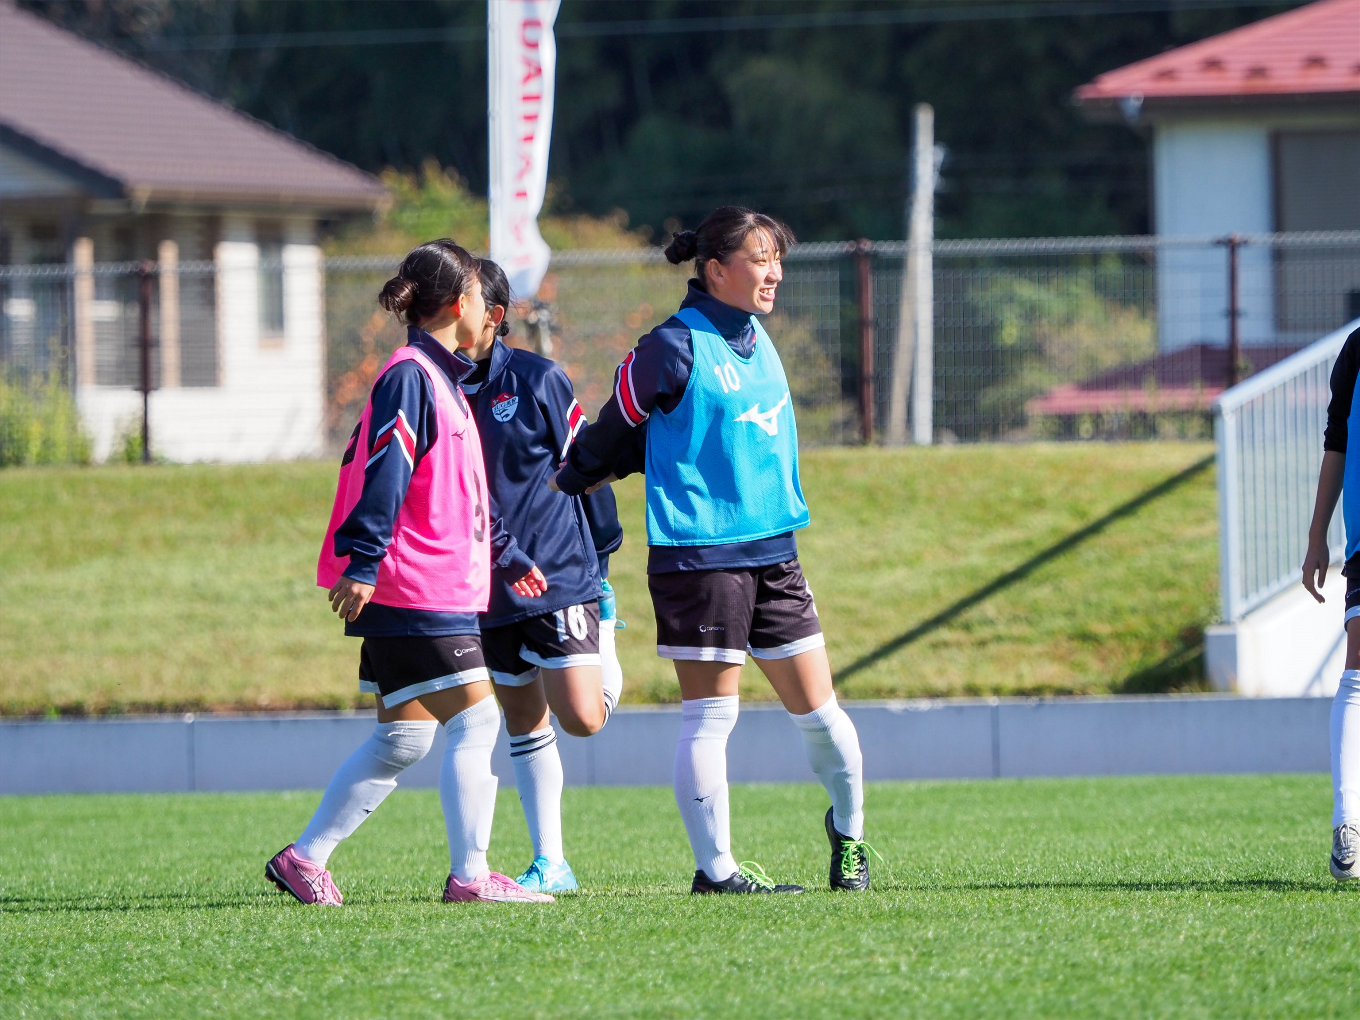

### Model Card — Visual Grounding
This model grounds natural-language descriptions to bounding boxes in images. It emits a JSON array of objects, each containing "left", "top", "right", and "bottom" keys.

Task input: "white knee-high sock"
[
  {"left": 600, "top": 620, "right": 623, "bottom": 721},
  {"left": 440, "top": 697, "right": 501, "bottom": 882},
  {"left": 1332, "top": 670, "right": 1360, "bottom": 827},
  {"left": 790, "top": 694, "right": 865, "bottom": 840},
  {"left": 295, "top": 720, "right": 438, "bottom": 867},
  {"left": 510, "top": 726, "right": 565, "bottom": 864},
  {"left": 673, "top": 696, "right": 739, "bottom": 882}
]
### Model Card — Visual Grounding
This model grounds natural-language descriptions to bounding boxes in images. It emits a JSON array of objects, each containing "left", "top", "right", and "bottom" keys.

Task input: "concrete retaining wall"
[{"left": 0, "top": 695, "right": 1332, "bottom": 795}]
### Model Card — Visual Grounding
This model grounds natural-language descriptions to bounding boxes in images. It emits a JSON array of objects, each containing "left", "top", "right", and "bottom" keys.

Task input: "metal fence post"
[
  {"left": 854, "top": 239, "right": 874, "bottom": 444},
  {"left": 137, "top": 261, "right": 155, "bottom": 463},
  {"left": 1220, "top": 234, "right": 1242, "bottom": 388},
  {"left": 1215, "top": 404, "right": 1241, "bottom": 622}
]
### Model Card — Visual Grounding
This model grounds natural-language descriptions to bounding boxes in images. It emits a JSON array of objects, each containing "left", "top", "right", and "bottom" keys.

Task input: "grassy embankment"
[
  {"left": 1, "top": 776, "right": 1353, "bottom": 1018},
  {"left": 0, "top": 443, "right": 1217, "bottom": 715}
]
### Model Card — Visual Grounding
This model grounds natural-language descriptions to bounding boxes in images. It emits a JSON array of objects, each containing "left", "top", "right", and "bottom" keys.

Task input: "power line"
[{"left": 113, "top": 1, "right": 1303, "bottom": 52}]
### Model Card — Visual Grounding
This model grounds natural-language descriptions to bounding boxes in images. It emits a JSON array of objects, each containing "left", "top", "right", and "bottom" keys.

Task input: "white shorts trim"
[
  {"left": 490, "top": 666, "right": 540, "bottom": 687},
  {"left": 381, "top": 667, "right": 490, "bottom": 708},
  {"left": 520, "top": 647, "right": 602, "bottom": 671},
  {"left": 748, "top": 633, "right": 826, "bottom": 660},
  {"left": 358, "top": 679, "right": 380, "bottom": 694},
  {"left": 657, "top": 644, "right": 747, "bottom": 664}
]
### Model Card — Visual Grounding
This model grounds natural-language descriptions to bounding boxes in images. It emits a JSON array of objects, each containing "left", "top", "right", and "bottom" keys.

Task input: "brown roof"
[
  {"left": 0, "top": 2, "right": 387, "bottom": 210},
  {"left": 1076, "top": 0, "right": 1360, "bottom": 107}
]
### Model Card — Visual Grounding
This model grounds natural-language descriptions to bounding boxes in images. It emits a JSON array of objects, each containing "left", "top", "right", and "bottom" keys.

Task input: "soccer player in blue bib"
[
  {"left": 1303, "top": 320, "right": 1360, "bottom": 880},
  {"left": 554, "top": 207, "right": 873, "bottom": 894}
]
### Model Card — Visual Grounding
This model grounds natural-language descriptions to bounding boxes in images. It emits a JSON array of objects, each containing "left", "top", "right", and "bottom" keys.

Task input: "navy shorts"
[
  {"left": 358, "top": 635, "right": 488, "bottom": 709},
  {"left": 1345, "top": 555, "right": 1360, "bottom": 627},
  {"left": 648, "top": 559, "right": 824, "bottom": 665},
  {"left": 481, "top": 602, "right": 602, "bottom": 686}
]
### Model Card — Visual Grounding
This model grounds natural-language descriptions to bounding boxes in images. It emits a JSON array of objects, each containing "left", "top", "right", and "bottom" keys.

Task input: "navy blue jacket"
[
  {"left": 555, "top": 282, "right": 797, "bottom": 573},
  {"left": 333, "top": 329, "right": 532, "bottom": 637},
  {"left": 464, "top": 339, "right": 623, "bottom": 627}
]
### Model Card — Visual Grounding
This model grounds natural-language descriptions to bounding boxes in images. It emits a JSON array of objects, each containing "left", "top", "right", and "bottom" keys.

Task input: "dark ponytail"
[
  {"left": 663, "top": 206, "right": 795, "bottom": 290},
  {"left": 378, "top": 238, "right": 478, "bottom": 326},
  {"left": 476, "top": 258, "right": 513, "bottom": 338}
]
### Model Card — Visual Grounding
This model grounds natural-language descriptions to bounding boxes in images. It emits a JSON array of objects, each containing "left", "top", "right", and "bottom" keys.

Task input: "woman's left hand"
[{"left": 513, "top": 566, "right": 549, "bottom": 598}]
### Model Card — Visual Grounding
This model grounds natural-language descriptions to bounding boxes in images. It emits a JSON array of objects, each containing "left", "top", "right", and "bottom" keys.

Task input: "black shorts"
[
  {"left": 481, "top": 602, "right": 602, "bottom": 686},
  {"left": 1345, "top": 555, "right": 1360, "bottom": 626},
  {"left": 357, "top": 634, "right": 488, "bottom": 708},
  {"left": 648, "top": 559, "right": 824, "bottom": 665}
]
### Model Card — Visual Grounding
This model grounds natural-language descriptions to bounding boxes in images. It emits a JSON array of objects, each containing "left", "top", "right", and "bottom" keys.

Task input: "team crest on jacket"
[{"left": 491, "top": 393, "right": 519, "bottom": 423}]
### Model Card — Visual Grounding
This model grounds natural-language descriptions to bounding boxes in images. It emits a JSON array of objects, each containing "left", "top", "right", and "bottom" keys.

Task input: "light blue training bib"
[
  {"left": 644, "top": 306, "right": 810, "bottom": 547},
  {"left": 1345, "top": 377, "right": 1360, "bottom": 561}
]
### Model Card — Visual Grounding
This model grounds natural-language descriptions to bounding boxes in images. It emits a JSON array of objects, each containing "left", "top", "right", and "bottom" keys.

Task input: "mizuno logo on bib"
[
  {"left": 643, "top": 306, "right": 810, "bottom": 547},
  {"left": 734, "top": 393, "right": 790, "bottom": 437}
]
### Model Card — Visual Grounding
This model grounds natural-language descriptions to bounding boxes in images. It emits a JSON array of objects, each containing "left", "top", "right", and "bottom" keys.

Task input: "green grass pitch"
[
  {"left": 3, "top": 775, "right": 1355, "bottom": 1018},
  {"left": 0, "top": 442, "right": 1217, "bottom": 714}
]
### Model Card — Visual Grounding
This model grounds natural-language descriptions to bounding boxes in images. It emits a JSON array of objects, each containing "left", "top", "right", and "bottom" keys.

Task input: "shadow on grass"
[
  {"left": 6, "top": 875, "right": 1346, "bottom": 913},
  {"left": 834, "top": 455, "right": 1214, "bottom": 685},
  {"left": 1116, "top": 632, "right": 1209, "bottom": 694},
  {"left": 888, "top": 877, "right": 1335, "bottom": 894}
]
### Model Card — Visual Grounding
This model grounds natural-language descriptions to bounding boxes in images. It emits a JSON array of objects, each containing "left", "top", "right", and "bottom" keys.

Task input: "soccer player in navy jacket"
[{"left": 462, "top": 259, "right": 625, "bottom": 894}]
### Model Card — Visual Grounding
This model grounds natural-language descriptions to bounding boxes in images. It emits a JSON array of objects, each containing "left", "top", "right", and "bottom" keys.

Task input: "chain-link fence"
[{"left": 5, "top": 232, "right": 1360, "bottom": 463}]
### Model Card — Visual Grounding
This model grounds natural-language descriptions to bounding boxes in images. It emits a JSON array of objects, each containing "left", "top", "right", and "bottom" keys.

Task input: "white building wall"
[
  {"left": 1153, "top": 121, "right": 1275, "bottom": 352},
  {"left": 77, "top": 215, "right": 327, "bottom": 463}
]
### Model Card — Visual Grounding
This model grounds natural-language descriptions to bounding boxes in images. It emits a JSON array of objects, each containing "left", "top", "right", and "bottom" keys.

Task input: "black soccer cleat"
[
  {"left": 691, "top": 862, "right": 804, "bottom": 895},
  {"left": 826, "top": 807, "right": 875, "bottom": 891}
]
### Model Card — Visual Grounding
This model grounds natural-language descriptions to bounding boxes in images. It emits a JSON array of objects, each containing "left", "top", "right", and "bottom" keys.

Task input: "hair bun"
[
  {"left": 378, "top": 276, "right": 417, "bottom": 314},
  {"left": 664, "top": 230, "right": 698, "bottom": 265}
]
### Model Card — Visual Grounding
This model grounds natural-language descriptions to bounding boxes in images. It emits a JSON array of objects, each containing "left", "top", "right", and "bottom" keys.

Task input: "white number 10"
[{"left": 713, "top": 364, "right": 741, "bottom": 393}]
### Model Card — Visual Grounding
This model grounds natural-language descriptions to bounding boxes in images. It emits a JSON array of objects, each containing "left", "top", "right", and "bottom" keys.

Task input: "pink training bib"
[{"left": 317, "top": 344, "right": 491, "bottom": 613}]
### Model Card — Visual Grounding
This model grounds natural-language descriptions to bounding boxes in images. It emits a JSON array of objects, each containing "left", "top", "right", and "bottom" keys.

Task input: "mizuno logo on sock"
[{"left": 734, "top": 393, "right": 789, "bottom": 437}]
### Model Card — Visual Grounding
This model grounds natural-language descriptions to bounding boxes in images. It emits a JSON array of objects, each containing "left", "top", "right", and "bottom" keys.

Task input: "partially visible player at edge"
[
  {"left": 266, "top": 240, "right": 555, "bottom": 906},
  {"left": 553, "top": 206, "right": 876, "bottom": 894},
  {"left": 1302, "top": 318, "right": 1360, "bottom": 881},
  {"left": 462, "top": 257, "right": 626, "bottom": 894}
]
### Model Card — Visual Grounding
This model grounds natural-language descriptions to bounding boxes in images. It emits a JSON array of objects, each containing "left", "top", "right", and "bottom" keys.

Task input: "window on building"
[
  {"left": 1274, "top": 131, "right": 1360, "bottom": 341},
  {"left": 258, "top": 231, "right": 285, "bottom": 340}
]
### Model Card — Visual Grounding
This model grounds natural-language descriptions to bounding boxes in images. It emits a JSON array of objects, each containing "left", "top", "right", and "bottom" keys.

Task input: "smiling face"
[{"left": 704, "top": 228, "right": 784, "bottom": 315}]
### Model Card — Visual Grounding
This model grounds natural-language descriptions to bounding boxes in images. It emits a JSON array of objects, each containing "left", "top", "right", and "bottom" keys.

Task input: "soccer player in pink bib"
[{"left": 266, "top": 240, "right": 554, "bottom": 906}]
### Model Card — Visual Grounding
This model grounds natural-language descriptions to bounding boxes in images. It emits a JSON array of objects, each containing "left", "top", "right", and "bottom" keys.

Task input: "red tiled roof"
[
  {"left": 1075, "top": 0, "right": 1360, "bottom": 103},
  {"left": 0, "top": 2, "right": 387, "bottom": 209}
]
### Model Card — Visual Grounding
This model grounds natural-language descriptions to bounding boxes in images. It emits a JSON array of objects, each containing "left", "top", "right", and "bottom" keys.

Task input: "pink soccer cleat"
[
  {"left": 266, "top": 844, "right": 343, "bottom": 906},
  {"left": 442, "top": 870, "right": 556, "bottom": 904}
]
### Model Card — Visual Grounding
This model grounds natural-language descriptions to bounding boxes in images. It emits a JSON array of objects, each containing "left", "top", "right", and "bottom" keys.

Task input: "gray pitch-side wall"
[{"left": 0, "top": 696, "right": 1330, "bottom": 795}]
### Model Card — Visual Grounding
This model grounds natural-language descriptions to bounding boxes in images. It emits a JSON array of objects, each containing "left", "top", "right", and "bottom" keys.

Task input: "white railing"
[{"left": 1215, "top": 319, "right": 1359, "bottom": 622}]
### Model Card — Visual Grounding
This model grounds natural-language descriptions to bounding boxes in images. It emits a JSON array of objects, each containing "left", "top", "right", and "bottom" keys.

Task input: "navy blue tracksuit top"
[{"left": 463, "top": 338, "right": 623, "bottom": 628}]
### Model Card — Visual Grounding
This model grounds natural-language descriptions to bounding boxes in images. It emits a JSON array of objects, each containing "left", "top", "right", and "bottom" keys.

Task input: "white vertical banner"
[{"left": 488, "top": 0, "right": 560, "bottom": 300}]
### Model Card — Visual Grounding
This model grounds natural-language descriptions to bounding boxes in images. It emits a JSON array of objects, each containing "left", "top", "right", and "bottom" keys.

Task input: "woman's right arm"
[
  {"left": 1304, "top": 452, "right": 1344, "bottom": 603},
  {"left": 1304, "top": 333, "right": 1360, "bottom": 603},
  {"left": 554, "top": 318, "right": 693, "bottom": 495}
]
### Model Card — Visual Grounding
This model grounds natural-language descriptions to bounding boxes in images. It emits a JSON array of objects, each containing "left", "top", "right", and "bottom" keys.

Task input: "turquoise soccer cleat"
[{"left": 515, "top": 856, "right": 579, "bottom": 894}]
